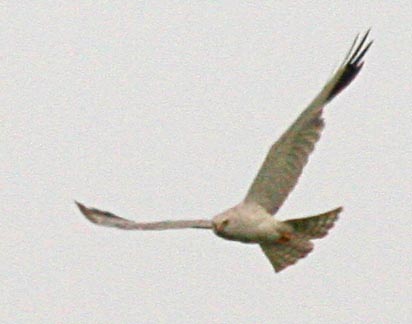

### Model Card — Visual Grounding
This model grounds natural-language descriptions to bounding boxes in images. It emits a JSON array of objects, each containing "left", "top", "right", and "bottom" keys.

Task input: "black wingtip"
[
  {"left": 326, "top": 30, "right": 373, "bottom": 102},
  {"left": 75, "top": 200, "right": 106, "bottom": 224},
  {"left": 74, "top": 200, "right": 87, "bottom": 213}
]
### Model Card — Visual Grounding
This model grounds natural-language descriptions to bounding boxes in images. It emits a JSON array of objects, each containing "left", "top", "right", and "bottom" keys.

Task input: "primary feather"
[
  {"left": 244, "top": 30, "right": 372, "bottom": 214},
  {"left": 76, "top": 31, "right": 372, "bottom": 273}
]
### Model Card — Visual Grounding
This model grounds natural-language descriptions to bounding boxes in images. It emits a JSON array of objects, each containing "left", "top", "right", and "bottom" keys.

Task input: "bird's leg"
[{"left": 277, "top": 231, "right": 293, "bottom": 244}]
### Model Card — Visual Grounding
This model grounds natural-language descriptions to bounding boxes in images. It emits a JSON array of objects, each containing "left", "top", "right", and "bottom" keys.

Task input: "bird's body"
[
  {"left": 212, "top": 202, "right": 284, "bottom": 244},
  {"left": 76, "top": 31, "right": 372, "bottom": 272}
]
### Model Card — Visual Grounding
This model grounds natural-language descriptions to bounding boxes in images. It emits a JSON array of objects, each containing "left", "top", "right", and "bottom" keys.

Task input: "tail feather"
[
  {"left": 261, "top": 207, "right": 342, "bottom": 272},
  {"left": 285, "top": 207, "right": 342, "bottom": 239},
  {"left": 261, "top": 239, "right": 314, "bottom": 273}
]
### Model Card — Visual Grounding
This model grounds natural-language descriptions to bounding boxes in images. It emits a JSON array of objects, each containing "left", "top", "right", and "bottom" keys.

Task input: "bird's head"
[
  {"left": 212, "top": 211, "right": 238, "bottom": 239},
  {"left": 212, "top": 217, "right": 230, "bottom": 234}
]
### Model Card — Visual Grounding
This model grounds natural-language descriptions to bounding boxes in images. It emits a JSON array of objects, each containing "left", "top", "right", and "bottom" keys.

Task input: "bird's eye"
[{"left": 212, "top": 218, "right": 230, "bottom": 233}]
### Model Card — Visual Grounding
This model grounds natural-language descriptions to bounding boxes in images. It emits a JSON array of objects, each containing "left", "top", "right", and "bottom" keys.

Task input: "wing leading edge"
[
  {"left": 244, "top": 31, "right": 373, "bottom": 215},
  {"left": 75, "top": 201, "right": 212, "bottom": 230}
]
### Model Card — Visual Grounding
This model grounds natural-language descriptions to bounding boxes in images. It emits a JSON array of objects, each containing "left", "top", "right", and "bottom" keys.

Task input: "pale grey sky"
[{"left": 2, "top": 2, "right": 411, "bottom": 323}]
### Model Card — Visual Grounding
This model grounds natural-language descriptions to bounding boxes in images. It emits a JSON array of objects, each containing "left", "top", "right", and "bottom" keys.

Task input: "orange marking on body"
[{"left": 277, "top": 232, "right": 293, "bottom": 244}]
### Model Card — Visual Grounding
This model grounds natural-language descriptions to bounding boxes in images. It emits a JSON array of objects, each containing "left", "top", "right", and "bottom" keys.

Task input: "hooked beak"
[
  {"left": 213, "top": 221, "right": 227, "bottom": 233},
  {"left": 212, "top": 222, "right": 222, "bottom": 233},
  {"left": 212, "top": 222, "right": 218, "bottom": 232}
]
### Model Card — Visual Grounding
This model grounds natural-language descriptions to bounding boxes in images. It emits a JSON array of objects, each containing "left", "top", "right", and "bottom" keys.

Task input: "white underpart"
[{"left": 212, "top": 201, "right": 285, "bottom": 243}]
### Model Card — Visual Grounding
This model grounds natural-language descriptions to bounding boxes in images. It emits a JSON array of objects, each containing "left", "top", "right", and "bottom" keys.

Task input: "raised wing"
[
  {"left": 75, "top": 201, "right": 212, "bottom": 230},
  {"left": 245, "top": 31, "right": 372, "bottom": 214}
]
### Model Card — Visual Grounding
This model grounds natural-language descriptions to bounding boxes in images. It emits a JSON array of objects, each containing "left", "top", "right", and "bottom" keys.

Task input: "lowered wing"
[{"left": 75, "top": 201, "right": 212, "bottom": 230}]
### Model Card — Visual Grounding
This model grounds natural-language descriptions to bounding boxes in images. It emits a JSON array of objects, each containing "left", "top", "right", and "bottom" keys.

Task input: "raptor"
[{"left": 76, "top": 30, "right": 372, "bottom": 272}]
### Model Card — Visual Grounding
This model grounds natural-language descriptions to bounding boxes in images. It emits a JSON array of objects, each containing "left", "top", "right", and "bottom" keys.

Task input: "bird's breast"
[{"left": 214, "top": 203, "right": 280, "bottom": 244}]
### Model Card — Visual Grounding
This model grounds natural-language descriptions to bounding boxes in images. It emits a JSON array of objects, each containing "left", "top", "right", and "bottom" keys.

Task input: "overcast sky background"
[{"left": 2, "top": 2, "right": 411, "bottom": 323}]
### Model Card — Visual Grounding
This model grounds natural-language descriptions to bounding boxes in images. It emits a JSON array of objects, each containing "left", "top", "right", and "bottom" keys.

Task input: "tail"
[
  {"left": 260, "top": 207, "right": 342, "bottom": 272},
  {"left": 285, "top": 206, "right": 342, "bottom": 240}
]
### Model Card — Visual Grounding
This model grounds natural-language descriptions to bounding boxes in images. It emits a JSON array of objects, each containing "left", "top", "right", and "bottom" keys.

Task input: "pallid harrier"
[{"left": 76, "top": 31, "right": 372, "bottom": 272}]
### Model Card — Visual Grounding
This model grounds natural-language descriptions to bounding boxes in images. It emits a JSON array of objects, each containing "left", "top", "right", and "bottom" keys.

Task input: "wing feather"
[
  {"left": 75, "top": 201, "right": 212, "bottom": 230},
  {"left": 260, "top": 239, "right": 314, "bottom": 272},
  {"left": 245, "top": 31, "right": 372, "bottom": 214}
]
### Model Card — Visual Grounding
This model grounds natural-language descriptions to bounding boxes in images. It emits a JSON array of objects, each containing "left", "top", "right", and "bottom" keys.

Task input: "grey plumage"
[{"left": 76, "top": 31, "right": 372, "bottom": 272}]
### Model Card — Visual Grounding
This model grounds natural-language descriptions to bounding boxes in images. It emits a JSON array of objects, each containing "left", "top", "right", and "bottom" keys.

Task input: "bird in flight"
[{"left": 76, "top": 31, "right": 372, "bottom": 272}]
